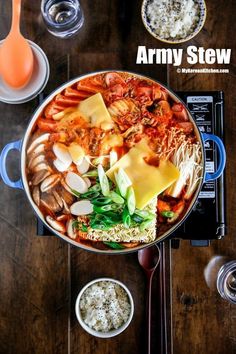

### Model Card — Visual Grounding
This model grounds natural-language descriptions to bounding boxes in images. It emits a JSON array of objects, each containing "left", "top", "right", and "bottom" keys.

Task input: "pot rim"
[{"left": 21, "top": 70, "right": 205, "bottom": 254}]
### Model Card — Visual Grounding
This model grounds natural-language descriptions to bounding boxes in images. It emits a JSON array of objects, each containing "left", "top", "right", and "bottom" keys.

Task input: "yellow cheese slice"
[
  {"left": 106, "top": 140, "right": 180, "bottom": 209},
  {"left": 78, "top": 93, "right": 114, "bottom": 130}
]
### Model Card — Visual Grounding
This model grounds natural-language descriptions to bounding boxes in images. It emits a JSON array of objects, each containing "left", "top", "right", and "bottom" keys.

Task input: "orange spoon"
[{"left": 0, "top": 0, "right": 33, "bottom": 89}]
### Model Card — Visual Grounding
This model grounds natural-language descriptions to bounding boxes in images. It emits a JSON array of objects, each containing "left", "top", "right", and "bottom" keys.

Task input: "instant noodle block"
[{"left": 106, "top": 140, "right": 180, "bottom": 209}]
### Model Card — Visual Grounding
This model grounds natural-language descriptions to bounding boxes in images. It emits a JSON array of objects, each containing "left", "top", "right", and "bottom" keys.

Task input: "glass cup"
[
  {"left": 217, "top": 261, "right": 236, "bottom": 304},
  {"left": 204, "top": 256, "right": 236, "bottom": 304},
  {"left": 41, "top": 0, "right": 84, "bottom": 38}
]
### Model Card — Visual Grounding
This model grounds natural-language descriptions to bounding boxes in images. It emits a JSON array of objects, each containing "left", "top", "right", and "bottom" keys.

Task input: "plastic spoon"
[
  {"left": 0, "top": 0, "right": 33, "bottom": 89},
  {"left": 138, "top": 245, "right": 160, "bottom": 354}
]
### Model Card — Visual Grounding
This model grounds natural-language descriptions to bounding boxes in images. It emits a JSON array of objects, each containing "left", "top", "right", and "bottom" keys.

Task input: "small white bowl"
[
  {"left": 141, "top": 0, "right": 207, "bottom": 44},
  {"left": 75, "top": 277, "right": 134, "bottom": 338},
  {"left": 0, "top": 40, "right": 50, "bottom": 104}
]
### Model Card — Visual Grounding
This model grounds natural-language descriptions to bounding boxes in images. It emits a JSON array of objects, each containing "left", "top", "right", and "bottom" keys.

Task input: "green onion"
[
  {"left": 103, "top": 241, "right": 125, "bottom": 250},
  {"left": 92, "top": 156, "right": 106, "bottom": 166},
  {"left": 161, "top": 211, "right": 175, "bottom": 218},
  {"left": 80, "top": 191, "right": 100, "bottom": 199},
  {"left": 89, "top": 184, "right": 101, "bottom": 192},
  {"left": 126, "top": 186, "right": 136, "bottom": 215},
  {"left": 72, "top": 220, "right": 79, "bottom": 229},
  {"left": 90, "top": 221, "right": 111, "bottom": 230},
  {"left": 104, "top": 211, "right": 122, "bottom": 223},
  {"left": 71, "top": 189, "right": 80, "bottom": 197},
  {"left": 72, "top": 221, "right": 88, "bottom": 232},
  {"left": 110, "top": 151, "right": 118, "bottom": 167},
  {"left": 135, "top": 209, "right": 156, "bottom": 220},
  {"left": 91, "top": 196, "right": 112, "bottom": 205},
  {"left": 109, "top": 191, "right": 124, "bottom": 204},
  {"left": 132, "top": 214, "right": 144, "bottom": 223},
  {"left": 122, "top": 207, "right": 131, "bottom": 228},
  {"left": 83, "top": 169, "right": 98, "bottom": 177},
  {"left": 81, "top": 224, "right": 88, "bottom": 232},
  {"left": 90, "top": 213, "right": 119, "bottom": 226},
  {"left": 98, "top": 164, "right": 110, "bottom": 197},
  {"left": 93, "top": 204, "right": 113, "bottom": 213},
  {"left": 139, "top": 219, "right": 154, "bottom": 231},
  {"left": 114, "top": 168, "right": 132, "bottom": 198}
]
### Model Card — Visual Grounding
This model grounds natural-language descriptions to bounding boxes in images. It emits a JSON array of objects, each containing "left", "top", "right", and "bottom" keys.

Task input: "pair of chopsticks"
[{"left": 157, "top": 241, "right": 172, "bottom": 354}]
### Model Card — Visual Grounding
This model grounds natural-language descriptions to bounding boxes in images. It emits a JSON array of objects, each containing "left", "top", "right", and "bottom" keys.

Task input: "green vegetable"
[
  {"left": 83, "top": 169, "right": 98, "bottom": 177},
  {"left": 98, "top": 164, "right": 110, "bottom": 197},
  {"left": 114, "top": 168, "right": 131, "bottom": 198},
  {"left": 91, "top": 196, "right": 112, "bottom": 205},
  {"left": 135, "top": 209, "right": 156, "bottom": 221},
  {"left": 93, "top": 204, "right": 114, "bottom": 213},
  {"left": 72, "top": 221, "right": 88, "bottom": 232},
  {"left": 132, "top": 214, "right": 144, "bottom": 223},
  {"left": 122, "top": 207, "right": 131, "bottom": 228},
  {"left": 103, "top": 241, "right": 125, "bottom": 250},
  {"left": 109, "top": 151, "right": 118, "bottom": 167},
  {"left": 161, "top": 211, "right": 175, "bottom": 218},
  {"left": 93, "top": 203, "right": 123, "bottom": 214},
  {"left": 90, "top": 221, "right": 111, "bottom": 230},
  {"left": 109, "top": 191, "right": 124, "bottom": 204},
  {"left": 126, "top": 186, "right": 136, "bottom": 215},
  {"left": 90, "top": 213, "right": 119, "bottom": 227},
  {"left": 89, "top": 184, "right": 101, "bottom": 192},
  {"left": 71, "top": 189, "right": 80, "bottom": 197},
  {"left": 139, "top": 219, "right": 154, "bottom": 231},
  {"left": 80, "top": 191, "right": 100, "bottom": 199},
  {"left": 104, "top": 211, "right": 122, "bottom": 222},
  {"left": 92, "top": 156, "right": 106, "bottom": 166}
]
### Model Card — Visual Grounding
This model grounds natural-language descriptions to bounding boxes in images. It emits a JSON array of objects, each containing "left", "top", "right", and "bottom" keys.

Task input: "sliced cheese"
[
  {"left": 68, "top": 142, "right": 85, "bottom": 165},
  {"left": 106, "top": 140, "right": 180, "bottom": 209},
  {"left": 78, "top": 93, "right": 114, "bottom": 130}
]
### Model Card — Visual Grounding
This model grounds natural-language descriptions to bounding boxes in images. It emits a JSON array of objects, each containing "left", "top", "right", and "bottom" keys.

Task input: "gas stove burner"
[
  {"left": 36, "top": 91, "right": 226, "bottom": 247},
  {"left": 171, "top": 91, "right": 226, "bottom": 247}
]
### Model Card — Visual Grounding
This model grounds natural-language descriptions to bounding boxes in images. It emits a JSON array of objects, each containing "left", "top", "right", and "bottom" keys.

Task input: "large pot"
[{"left": 0, "top": 71, "right": 226, "bottom": 254}]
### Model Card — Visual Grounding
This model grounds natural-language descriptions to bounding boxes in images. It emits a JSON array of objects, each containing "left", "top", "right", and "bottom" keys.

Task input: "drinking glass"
[
  {"left": 204, "top": 256, "right": 236, "bottom": 304},
  {"left": 41, "top": 0, "right": 84, "bottom": 38},
  {"left": 217, "top": 261, "right": 236, "bottom": 304}
]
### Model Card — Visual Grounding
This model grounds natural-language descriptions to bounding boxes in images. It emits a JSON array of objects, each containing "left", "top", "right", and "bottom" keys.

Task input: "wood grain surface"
[{"left": 0, "top": 0, "right": 235, "bottom": 353}]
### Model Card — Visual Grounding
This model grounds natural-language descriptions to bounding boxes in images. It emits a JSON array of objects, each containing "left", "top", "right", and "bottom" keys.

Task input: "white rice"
[
  {"left": 146, "top": 0, "right": 200, "bottom": 39},
  {"left": 79, "top": 281, "right": 131, "bottom": 332}
]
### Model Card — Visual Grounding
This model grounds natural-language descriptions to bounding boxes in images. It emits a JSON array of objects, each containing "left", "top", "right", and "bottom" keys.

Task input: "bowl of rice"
[
  {"left": 75, "top": 278, "right": 134, "bottom": 338},
  {"left": 141, "top": 0, "right": 207, "bottom": 44}
]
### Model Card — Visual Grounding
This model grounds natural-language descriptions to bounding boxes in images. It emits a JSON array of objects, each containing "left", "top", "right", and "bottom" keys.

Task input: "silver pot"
[{"left": 0, "top": 71, "right": 226, "bottom": 254}]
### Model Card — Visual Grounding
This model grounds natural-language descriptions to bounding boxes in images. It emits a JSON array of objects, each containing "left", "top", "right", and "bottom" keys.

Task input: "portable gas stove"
[{"left": 37, "top": 91, "right": 226, "bottom": 247}]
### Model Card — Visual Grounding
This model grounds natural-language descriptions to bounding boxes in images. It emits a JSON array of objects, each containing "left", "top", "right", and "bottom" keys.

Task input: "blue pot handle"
[
  {"left": 0, "top": 139, "right": 24, "bottom": 190},
  {"left": 202, "top": 133, "right": 226, "bottom": 182}
]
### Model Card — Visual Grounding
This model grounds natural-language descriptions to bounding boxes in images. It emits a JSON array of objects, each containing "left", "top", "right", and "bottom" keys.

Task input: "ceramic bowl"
[
  {"left": 75, "top": 277, "right": 134, "bottom": 338},
  {"left": 141, "top": 0, "right": 207, "bottom": 44},
  {"left": 0, "top": 40, "right": 50, "bottom": 104}
]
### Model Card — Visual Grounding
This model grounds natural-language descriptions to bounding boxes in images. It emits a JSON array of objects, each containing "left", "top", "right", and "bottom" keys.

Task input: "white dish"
[
  {"left": 0, "top": 40, "right": 50, "bottom": 104},
  {"left": 75, "top": 277, "right": 134, "bottom": 338}
]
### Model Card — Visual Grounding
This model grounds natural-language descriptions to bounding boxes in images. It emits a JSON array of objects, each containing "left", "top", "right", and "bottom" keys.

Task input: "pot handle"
[
  {"left": 0, "top": 139, "right": 24, "bottom": 190},
  {"left": 202, "top": 133, "right": 226, "bottom": 182}
]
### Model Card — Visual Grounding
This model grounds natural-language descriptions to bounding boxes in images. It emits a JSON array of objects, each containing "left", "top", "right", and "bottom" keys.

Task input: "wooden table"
[{"left": 0, "top": 1, "right": 235, "bottom": 353}]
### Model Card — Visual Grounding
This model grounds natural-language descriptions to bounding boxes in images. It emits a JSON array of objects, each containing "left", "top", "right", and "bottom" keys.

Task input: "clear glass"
[
  {"left": 217, "top": 260, "right": 236, "bottom": 304},
  {"left": 41, "top": 0, "right": 84, "bottom": 38}
]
